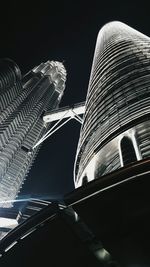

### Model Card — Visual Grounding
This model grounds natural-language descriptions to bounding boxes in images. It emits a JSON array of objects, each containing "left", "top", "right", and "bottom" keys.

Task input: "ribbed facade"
[
  {"left": 0, "top": 59, "right": 66, "bottom": 207},
  {"left": 74, "top": 21, "right": 150, "bottom": 187}
]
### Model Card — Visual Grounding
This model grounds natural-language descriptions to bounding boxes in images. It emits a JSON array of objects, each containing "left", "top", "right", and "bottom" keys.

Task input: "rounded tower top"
[{"left": 74, "top": 21, "right": 150, "bottom": 187}]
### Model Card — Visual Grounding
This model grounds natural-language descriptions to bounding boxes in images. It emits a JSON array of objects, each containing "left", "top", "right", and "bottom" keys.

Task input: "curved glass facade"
[{"left": 74, "top": 21, "right": 150, "bottom": 187}]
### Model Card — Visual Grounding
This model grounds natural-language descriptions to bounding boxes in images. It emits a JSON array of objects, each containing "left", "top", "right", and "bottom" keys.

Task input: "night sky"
[{"left": 0, "top": 1, "right": 149, "bottom": 202}]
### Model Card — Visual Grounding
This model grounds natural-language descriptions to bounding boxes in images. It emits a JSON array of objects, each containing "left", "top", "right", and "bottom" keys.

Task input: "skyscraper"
[
  {"left": 74, "top": 21, "right": 150, "bottom": 187},
  {"left": 0, "top": 59, "right": 66, "bottom": 207}
]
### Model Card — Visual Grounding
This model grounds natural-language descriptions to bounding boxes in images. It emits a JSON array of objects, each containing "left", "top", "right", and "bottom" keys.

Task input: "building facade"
[
  {"left": 0, "top": 59, "right": 66, "bottom": 207},
  {"left": 74, "top": 21, "right": 150, "bottom": 187}
]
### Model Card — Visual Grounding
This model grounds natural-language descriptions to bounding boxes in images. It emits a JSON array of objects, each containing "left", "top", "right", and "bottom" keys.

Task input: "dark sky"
[{"left": 0, "top": 1, "right": 149, "bottom": 201}]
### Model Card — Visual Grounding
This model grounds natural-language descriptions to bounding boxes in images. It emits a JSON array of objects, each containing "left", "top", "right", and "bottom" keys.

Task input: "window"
[
  {"left": 82, "top": 176, "right": 88, "bottom": 186},
  {"left": 120, "top": 136, "right": 137, "bottom": 166}
]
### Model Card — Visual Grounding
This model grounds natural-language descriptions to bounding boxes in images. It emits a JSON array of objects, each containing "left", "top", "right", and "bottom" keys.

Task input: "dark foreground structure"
[
  {"left": 0, "top": 21, "right": 150, "bottom": 266},
  {"left": 0, "top": 168, "right": 150, "bottom": 266}
]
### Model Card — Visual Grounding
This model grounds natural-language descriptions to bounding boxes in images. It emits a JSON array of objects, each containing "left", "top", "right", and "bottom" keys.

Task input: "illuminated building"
[
  {"left": 74, "top": 21, "right": 150, "bottom": 187},
  {"left": 0, "top": 59, "right": 66, "bottom": 207},
  {"left": 0, "top": 21, "right": 150, "bottom": 266}
]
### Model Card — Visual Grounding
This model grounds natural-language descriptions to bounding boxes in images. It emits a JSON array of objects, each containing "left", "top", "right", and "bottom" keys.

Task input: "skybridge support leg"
[{"left": 32, "top": 104, "right": 84, "bottom": 150}]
